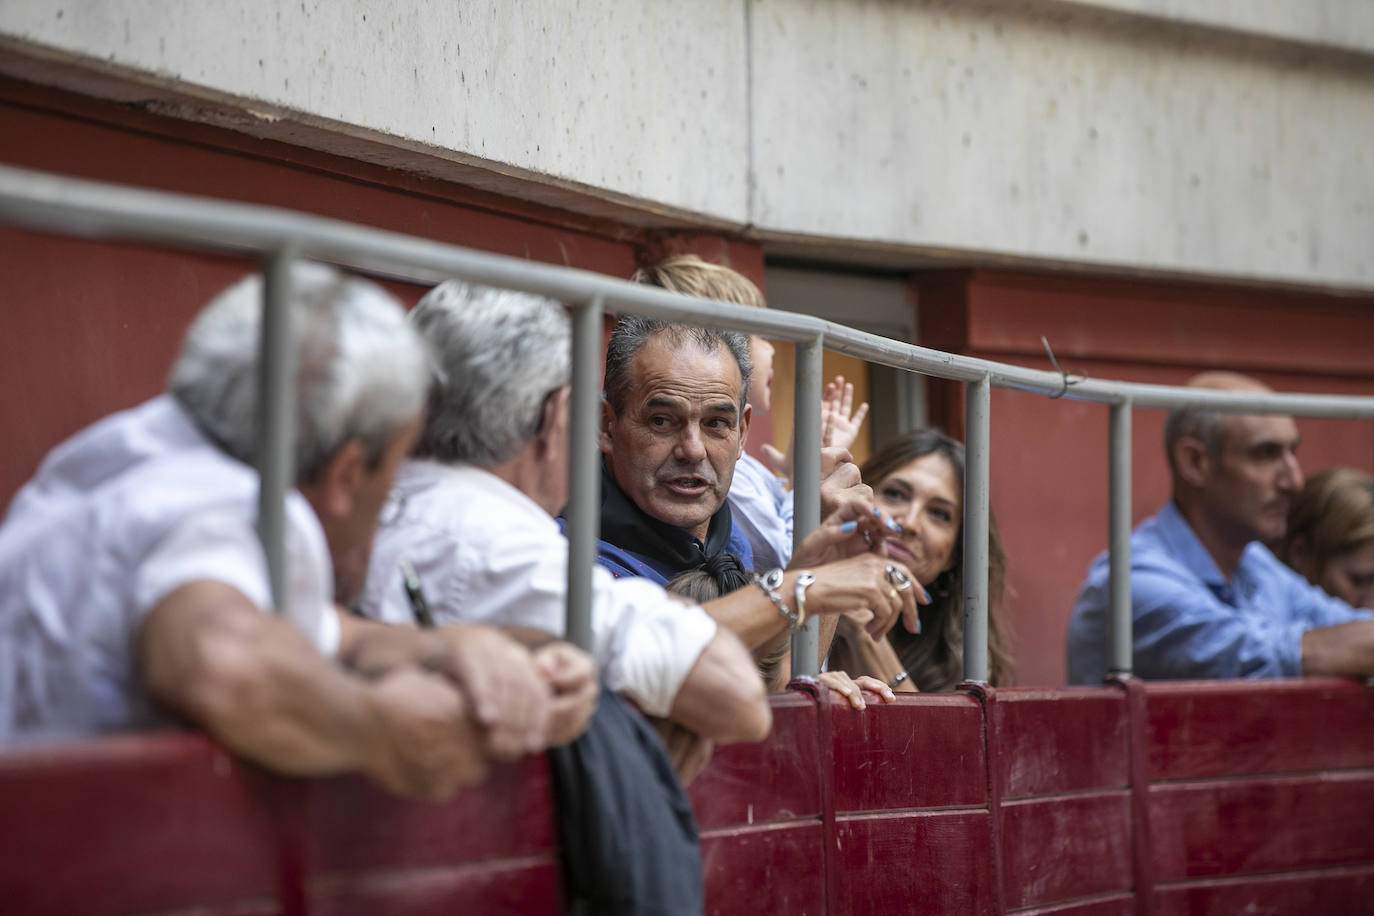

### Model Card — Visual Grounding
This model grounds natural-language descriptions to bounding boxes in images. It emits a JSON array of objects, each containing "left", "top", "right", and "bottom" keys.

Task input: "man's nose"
[
  {"left": 674, "top": 426, "right": 707, "bottom": 463},
  {"left": 1279, "top": 451, "right": 1304, "bottom": 492}
]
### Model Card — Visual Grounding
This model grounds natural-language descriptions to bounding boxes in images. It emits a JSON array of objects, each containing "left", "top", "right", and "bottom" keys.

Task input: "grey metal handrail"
[{"left": 5, "top": 164, "right": 1374, "bottom": 680}]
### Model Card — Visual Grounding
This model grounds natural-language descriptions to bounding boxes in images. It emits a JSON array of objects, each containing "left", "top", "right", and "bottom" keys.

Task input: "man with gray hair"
[
  {"left": 0, "top": 264, "right": 575, "bottom": 800},
  {"left": 1068, "top": 370, "right": 1374, "bottom": 684},
  {"left": 362, "top": 280, "right": 772, "bottom": 746},
  {"left": 365, "top": 280, "right": 920, "bottom": 737},
  {"left": 596, "top": 314, "right": 758, "bottom": 583}
]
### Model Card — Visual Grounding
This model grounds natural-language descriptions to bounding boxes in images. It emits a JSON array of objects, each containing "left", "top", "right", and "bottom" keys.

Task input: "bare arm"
[
  {"left": 139, "top": 582, "right": 486, "bottom": 800},
  {"left": 668, "top": 628, "right": 772, "bottom": 744},
  {"left": 832, "top": 613, "right": 919, "bottom": 691},
  {"left": 1301, "top": 620, "right": 1374, "bottom": 677},
  {"left": 336, "top": 611, "right": 555, "bottom": 758}
]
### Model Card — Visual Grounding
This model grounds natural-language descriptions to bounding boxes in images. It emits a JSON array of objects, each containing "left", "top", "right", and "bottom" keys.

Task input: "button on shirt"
[
  {"left": 1067, "top": 500, "right": 1374, "bottom": 685},
  {"left": 362, "top": 460, "right": 718, "bottom": 718},
  {"left": 0, "top": 396, "right": 338, "bottom": 740}
]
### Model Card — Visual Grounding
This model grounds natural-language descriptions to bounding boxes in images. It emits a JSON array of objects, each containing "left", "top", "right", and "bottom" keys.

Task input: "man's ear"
[
  {"left": 304, "top": 440, "right": 368, "bottom": 521},
  {"left": 1174, "top": 436, "right": 1213, "bottom": 490},
  {"left": 598, "top": 399, "right": 615, "bottom": 455},
  {"left": 738, "top": 403, "right": 752, "bottom": 457},
  {"left": 536, "top": 387, "right": 570, "bottom": 456}
]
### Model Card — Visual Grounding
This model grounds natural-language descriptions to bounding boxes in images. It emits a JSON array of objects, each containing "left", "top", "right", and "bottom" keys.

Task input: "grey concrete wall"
[{"left": 1, "top": 0, "right": 1370, "bottom": 290}]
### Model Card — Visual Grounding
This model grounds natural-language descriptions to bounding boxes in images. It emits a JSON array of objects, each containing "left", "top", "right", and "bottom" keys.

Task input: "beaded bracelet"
[{"left": 751, "top": 568, "right": 800, "bottom": 630}]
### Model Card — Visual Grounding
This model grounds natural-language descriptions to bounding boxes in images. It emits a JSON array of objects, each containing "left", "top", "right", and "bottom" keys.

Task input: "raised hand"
[{"left": 822, "top": 375, "right": 870, "bottom": 451}]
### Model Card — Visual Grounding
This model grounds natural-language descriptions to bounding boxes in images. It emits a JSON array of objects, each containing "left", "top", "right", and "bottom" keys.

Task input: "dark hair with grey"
[
  {"left": 169, "top": 263, "right": 430, "bottom": 482},
  {"left": 602, "top": 315, "right": 752, "bottom": 415},
  {"left": 409, "top": 280, "right": 571, "bottom": 466}
]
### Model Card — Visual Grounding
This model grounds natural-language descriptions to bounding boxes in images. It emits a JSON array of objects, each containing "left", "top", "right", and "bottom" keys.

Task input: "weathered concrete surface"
[
  {"left": 0, "top": 0, "right": 1371, "bottom": 290},
  {"left": 749, "top": 0, "right": 1374, "bottom": 288}
]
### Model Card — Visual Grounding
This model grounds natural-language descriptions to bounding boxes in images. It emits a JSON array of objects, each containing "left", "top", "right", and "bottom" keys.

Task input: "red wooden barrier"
[{"left": 4, "top": 680, "right": 1374, "bottom": 914}]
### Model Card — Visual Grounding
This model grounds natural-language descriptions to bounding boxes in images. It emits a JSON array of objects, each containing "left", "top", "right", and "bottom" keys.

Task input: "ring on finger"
[{"left": 885, "top": 563, "right": 914, "bottom": 592}]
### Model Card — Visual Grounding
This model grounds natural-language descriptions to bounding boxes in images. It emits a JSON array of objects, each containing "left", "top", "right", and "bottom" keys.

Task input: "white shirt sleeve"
[
  {"left": 134, "top": 507, "right": 339, "bottom": 657},
  {"left": 591, "top": 573, "right": 718, "bottom": 718}
]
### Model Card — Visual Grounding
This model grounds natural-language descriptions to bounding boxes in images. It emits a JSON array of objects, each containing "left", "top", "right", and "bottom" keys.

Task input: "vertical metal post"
[
  {"left": 1107, "top": 401, "right": 1134, "bottom": 677},
  {"left": 790, "top": 335, "right": 824, "bottom": 676},
  {"left": 564, "top": 295, "right": 604, "bottom": 652},
  {"left": 256, "top": 249, "right": 297, "bottom": 614},
  {"left": 962, "top": 375, "right": 991, "bottom": 683}
]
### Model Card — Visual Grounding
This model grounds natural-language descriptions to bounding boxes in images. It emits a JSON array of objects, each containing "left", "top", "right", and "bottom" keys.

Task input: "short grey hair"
[
  {"left": 1164, "top": 407, "right": 1229, "bottom": 469},
  {"left": 169, "top": 263, "right": 431, "bottom": 482},
  {"left": 603, "top": 316, "right": 752, "bottom": 415},
  {"left": 409, "top": 280, "right": 571, "bottom": 465}
]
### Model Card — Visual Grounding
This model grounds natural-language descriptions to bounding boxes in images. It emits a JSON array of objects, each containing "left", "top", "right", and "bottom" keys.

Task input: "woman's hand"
[
  {"left": 801, "top": 553, "right": 924, "bottom": 638},
  {"left": 790, "top": 498, "right": 903, "bottom": 569},
  {"left": 818, "top": 670, "right": 895, "bottom": 710}
]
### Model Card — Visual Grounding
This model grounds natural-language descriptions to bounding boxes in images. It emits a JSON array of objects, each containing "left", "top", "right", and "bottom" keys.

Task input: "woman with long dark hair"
[{"left": 828, "top": 428, "right": 1012, "bottom": 691}]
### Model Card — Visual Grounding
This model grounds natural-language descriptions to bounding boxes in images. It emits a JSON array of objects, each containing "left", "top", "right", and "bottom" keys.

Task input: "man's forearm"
[
  {"left": 669, "top": 629, "right": 772, "bottom": 744},
  {"left": 141, "top": 583, "right": 485, "bottom": 796}
]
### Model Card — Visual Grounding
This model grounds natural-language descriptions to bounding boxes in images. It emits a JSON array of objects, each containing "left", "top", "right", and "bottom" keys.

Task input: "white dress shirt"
[
  {"left": 362, "top": 460, "right": 718, "bottom": 717},
  {"left": 0, "top": 395, "right": 337, "bottom": 740}
]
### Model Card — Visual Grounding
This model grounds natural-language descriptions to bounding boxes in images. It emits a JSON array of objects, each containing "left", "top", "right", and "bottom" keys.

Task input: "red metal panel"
[
  {"left": 304, "top": 755, "right": 555, "bottom": 873},
  {"left": 690, "top": 693, "right": 821, "bottom": 830},
  {"left": 1011, "top": 895, "right": 1135, "bottom": 916},
  {"left": 1150, "top": 772, "right": 1374, "bottom": 880},
  {"left": 1144, "top": 679, "right": 1374, "bottom": 781},
  {"left": 827, "top": 692, "right": 987, "bottom": 813},
  {"left": 1000, "top": 792, "right": 1133, "bottom": 910},
  {"left": 993, "top": 688, "right": 1129, "bottom": 798},
  {"left": 832, "top": 810, "right": 995, "bottom": 915},
  {"left": 308, "top": 860, "right": 562, "bottom": 916},
  {"left": 700, "top": 822, "right": 826, "bottom": 916},
  {"left": 1153, "top": 865, "right": 1374, "bottom": 916},
  {"left": 0, "top": 733, "right": 279, "bottom": 915}
]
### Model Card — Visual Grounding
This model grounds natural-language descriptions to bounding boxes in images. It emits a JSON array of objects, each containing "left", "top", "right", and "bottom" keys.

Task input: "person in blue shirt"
[{"left": 1068, "top": 371, "right": 1374, "bottom": 684}]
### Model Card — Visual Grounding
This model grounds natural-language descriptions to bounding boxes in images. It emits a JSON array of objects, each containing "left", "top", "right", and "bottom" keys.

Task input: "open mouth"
[{"left": 664, "top": 475, "right": 710, "bottom": 497}]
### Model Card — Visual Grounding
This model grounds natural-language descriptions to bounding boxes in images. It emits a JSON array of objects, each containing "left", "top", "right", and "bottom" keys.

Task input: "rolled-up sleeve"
[{"left": 591, "top": 575, "right": 717, "bottom": 718}]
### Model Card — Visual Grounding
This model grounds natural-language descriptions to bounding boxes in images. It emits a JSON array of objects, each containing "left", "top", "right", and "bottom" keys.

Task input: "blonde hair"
[
  {"left": 1280, "top": 467, "right": 1374, "bottom": 584},
  {"left": 631, "top": 254, "right": 766, "bottom": 309}
]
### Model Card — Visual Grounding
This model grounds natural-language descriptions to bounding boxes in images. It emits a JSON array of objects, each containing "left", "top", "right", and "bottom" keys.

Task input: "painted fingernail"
[
  {"left": 922, "top": 587, "right": 932, "bottom": 603},
  {"left": 916, "top": 616, "right": 923, "bottom": 635},
  {"left": 885, "top": 516, "right": 902, "bottom": 532},
  {"left": 872, "top": 506, "right": 882, "bottom": 516},
  {"left": 839, "top": 520, "right": 858, "bottom": 533}
]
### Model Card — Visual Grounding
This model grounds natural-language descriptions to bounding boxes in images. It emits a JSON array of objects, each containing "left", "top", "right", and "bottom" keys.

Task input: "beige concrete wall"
[{"left": 1, "top": 0, "right": 1371, "bottom": 290}]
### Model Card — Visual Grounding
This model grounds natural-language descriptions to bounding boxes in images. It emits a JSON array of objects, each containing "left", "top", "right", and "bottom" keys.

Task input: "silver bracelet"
[
  {"left": 888, "top": 671, "right": 910, "bottom": 689},
  {"left": 752, "top": 568, "right": 800, "bottom": 630}
]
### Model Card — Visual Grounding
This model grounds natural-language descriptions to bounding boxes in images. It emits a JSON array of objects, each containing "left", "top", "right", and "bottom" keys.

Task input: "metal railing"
[{"left": 5, "top": 164, "right": 1374, "bottom": 680}]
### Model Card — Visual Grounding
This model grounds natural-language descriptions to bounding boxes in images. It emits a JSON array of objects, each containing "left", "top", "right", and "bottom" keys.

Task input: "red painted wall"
[
  {"left": 920, "top": 270, "right": 1374, "bottom": 687},
  {"left": 0, "top": 79, "right": 778, "bottom": 515}
]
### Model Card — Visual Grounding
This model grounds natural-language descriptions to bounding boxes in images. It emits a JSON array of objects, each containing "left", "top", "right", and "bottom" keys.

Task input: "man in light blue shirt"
[{"left": 1068, "top": 372, "right": 1374, "bottom": 684}]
